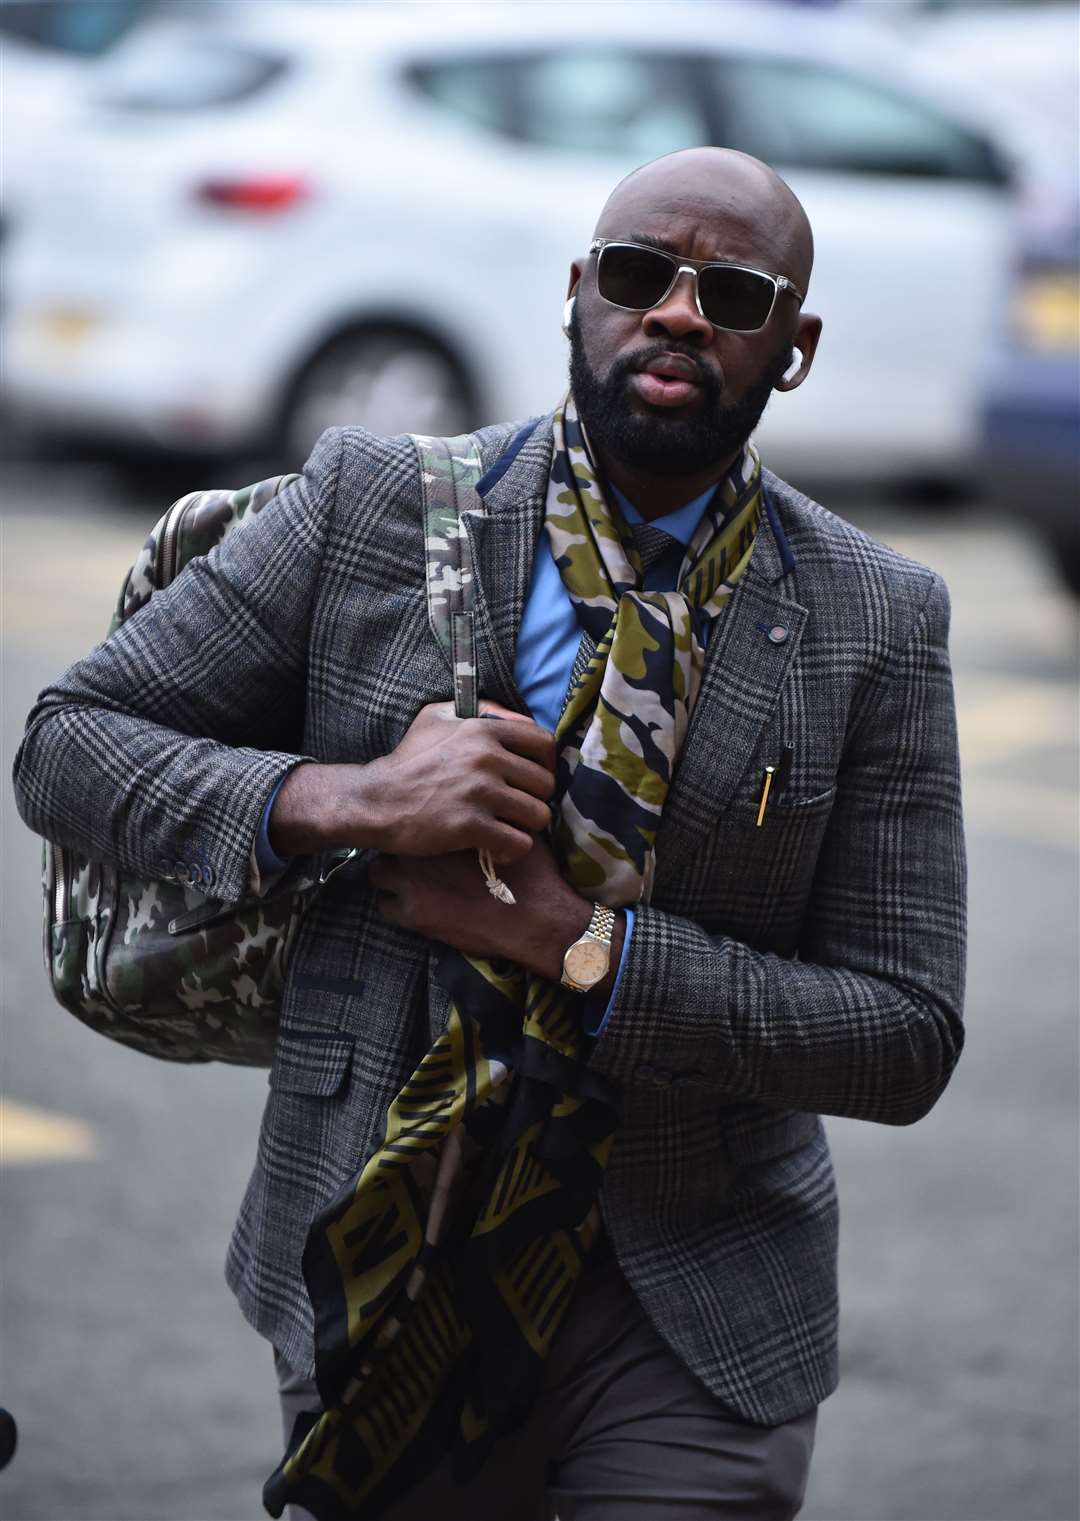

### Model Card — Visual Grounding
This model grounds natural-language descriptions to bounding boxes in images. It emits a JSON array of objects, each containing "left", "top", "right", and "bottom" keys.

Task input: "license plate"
[
  {"left": 38, "top": 309, "right": 103, "bottom": 346},
  {"left": 1013, "top": 273, "right": 1080, "bottom": 353}
]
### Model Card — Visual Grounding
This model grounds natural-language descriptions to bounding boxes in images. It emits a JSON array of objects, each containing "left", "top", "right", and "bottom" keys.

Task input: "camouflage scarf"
[
  {"left": 263, "top": 396, "right": 762, "bottom": 1521},
  {"left": 546, "top": 394, "right": 763, "bottom": 905}
]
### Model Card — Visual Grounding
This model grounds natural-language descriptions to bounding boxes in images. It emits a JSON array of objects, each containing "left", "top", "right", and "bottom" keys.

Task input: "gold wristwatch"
[{"left": 560, "top": 904, "right": 616, "bottom": 993}]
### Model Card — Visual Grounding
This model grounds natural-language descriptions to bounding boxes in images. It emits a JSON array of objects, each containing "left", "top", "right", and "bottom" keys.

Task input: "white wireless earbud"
[
  {"left": 780, "top": 348, "right": 804, "bottom": 384},
  {"left": 562, "top": 295, "right": 576, "bottom": 337}
]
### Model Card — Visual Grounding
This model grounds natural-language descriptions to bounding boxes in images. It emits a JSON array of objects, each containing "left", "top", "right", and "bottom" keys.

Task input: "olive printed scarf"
[{"left": 262, "top": 395, "right": 763, "bottom": 1520}]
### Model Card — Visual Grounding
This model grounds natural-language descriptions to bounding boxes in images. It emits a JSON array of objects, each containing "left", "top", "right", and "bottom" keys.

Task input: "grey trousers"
[{"left": 274, "top": 1252, "right": 817, "bottom": 1521}]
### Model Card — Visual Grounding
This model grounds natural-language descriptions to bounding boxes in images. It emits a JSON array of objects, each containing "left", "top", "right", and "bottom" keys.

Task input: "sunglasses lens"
[
  {"left": 597, "top": 244, "right": 674, "bottom": 310},
  {"left": 697, "top": 265, "right": 775, "bottom": 331}
]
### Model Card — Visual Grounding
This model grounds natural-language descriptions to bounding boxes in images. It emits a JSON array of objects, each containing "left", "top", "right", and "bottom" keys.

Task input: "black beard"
[{"left": 568, "top": 305, "right": 791, "bottom": 476}]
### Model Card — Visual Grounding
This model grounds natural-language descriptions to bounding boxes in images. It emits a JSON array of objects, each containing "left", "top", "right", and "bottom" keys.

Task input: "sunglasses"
[{"left": 590, "top": 238, "right": 805, "bottom": 334}]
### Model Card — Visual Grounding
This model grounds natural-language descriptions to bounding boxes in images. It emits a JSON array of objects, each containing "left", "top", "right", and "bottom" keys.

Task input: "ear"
[
  {"left": 566, "top": 261, "right": 584, "bottom": 300},
  {"left": 774, "top": 313, "right": 822, "bottom": 392}
]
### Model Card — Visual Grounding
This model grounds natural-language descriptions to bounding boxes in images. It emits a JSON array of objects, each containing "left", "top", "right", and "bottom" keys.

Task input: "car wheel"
[{"left": 281, "top": 327, "right": 475, "bottom": 462}]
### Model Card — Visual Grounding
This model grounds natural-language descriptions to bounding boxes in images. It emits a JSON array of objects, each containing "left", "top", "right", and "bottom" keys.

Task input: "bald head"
[
  {"left": 595, "top": 147, "right": 813, "bottom": 295},
  {"left": 566, "top": 145, "right": 823, "bottom": 512}
]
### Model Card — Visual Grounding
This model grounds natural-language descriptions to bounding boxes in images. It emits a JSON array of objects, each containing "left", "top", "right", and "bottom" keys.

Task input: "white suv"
[{"left": 1, "top": 1, "right": 1016, "bottom": 483}]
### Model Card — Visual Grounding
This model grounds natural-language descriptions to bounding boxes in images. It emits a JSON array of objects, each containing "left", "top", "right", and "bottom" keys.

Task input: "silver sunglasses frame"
[{"left": 589, "top": 238, "right": 805, "bottom": 333}]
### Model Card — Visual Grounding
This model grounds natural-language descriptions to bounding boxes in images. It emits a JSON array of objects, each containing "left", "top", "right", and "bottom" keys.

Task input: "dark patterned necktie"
[{"left": 628, "top": 521, "right": 681, "bottom": 577}]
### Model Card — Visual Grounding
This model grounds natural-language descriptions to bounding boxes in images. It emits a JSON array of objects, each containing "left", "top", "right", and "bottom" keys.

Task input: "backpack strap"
[
  {"left": 412, "top": 432, "right": 518, "bottom": 906},
  {"left": 413, "top": 432, "right": 485, "bottom": 720}
]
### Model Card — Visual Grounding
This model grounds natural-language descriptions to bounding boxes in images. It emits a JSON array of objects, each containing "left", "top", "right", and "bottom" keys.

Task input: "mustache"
[{"left": 611, "top": 343, "right": 723, "bottom": 400}]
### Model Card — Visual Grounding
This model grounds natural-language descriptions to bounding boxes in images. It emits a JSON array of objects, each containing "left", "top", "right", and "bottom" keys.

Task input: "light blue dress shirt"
[{"left": 255, "top": 481, "right": 718, "bottom": 1033}]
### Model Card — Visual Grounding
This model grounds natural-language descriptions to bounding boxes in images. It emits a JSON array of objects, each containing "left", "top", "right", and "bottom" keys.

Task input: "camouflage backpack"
[{"left": 42, "top": 434, "right": 485, "bottom": 1065}]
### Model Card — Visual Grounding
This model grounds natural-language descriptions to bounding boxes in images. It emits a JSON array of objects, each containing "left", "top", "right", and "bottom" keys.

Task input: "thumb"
[{"left": 478, "top": 700, "right": 532, "bottom": 723}]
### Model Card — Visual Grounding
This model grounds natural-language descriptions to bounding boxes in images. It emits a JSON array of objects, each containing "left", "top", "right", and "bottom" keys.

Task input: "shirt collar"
[{"left": 609, "top": 481, "right": 718, "bottom": 546}]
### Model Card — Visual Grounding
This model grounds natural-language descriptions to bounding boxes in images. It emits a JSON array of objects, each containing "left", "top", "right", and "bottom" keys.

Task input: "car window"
[
  {"left": 0, "top": 0, "right": 143, "bottom": 56},
  {"left": 708, "top": 57, "right": 1009, "bottom": 185},
  {"left": 516, "top": 49, "right": 705, "bottom": 156},
  {"left": 410, "top": 57, "right": 515, "bottom": 136},
  {"left": 95, "top": 35, "right": 288, "bottom": 111},
  {"left": 412, "top": 49, "right": 705, "bottom": 156}
]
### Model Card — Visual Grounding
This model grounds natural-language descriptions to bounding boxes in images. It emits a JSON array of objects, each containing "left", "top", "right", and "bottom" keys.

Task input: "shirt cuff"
[
  {"left": 249, "top": 772, "right": 292, "bottom": 895},
  {"left": 582, "top": 908, "right": 634, "bottom": 1038}
]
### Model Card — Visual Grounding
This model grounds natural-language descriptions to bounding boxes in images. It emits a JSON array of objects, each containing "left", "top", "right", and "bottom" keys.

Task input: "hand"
[
  {"left": 367, "top": 700, "right": 556, "bottom": 862},
  {"left": 369, "top": 832, "right": 596, "bottom": 982},
  {"left": 268, "top": 700, "right": 556, "bottom": 863}
]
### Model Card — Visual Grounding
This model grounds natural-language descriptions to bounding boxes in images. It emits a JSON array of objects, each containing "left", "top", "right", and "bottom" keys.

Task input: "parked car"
[
  {"left": 1, "top": 0, "right": 1018, "bottom": 485},
  {"left": 0, "top": 0, "right": 149, "bottom": 219},
  {"left": 979, "top": 214, "right": 1080, "bottom": 594},
  {"left": 865, "top": 1, "right": 1078, "bottom": 238}
]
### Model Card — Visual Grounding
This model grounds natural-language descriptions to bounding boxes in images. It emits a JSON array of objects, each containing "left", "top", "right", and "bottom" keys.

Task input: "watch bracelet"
[{"left": 589, "top": 903, "right": 615, "bottom": 945}]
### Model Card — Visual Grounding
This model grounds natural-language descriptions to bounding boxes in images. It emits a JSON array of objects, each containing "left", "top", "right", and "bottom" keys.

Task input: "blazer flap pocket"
[{"left": 270, "top": 1027, "right": 354, "bottom": 1097}]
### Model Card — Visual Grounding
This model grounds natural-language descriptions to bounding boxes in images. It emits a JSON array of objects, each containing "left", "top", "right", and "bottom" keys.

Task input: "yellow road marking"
[{"left": 2, "top": 1099, "right": 98, "bottom": 1164}]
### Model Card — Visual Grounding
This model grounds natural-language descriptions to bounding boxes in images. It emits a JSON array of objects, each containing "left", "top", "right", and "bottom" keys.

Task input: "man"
[{"left": 13, "top": 147, "right": 966, "bottom": 1520}]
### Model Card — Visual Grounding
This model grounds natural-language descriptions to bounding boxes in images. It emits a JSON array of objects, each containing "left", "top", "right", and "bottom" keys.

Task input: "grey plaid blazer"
[{"left": 13, "top": 415, "right": 966, "bottom": 1426}]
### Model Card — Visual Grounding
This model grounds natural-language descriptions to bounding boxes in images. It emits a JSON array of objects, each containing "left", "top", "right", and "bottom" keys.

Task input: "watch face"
[{"left": 565, "top": 939, "right": 609, "bottom": 988}]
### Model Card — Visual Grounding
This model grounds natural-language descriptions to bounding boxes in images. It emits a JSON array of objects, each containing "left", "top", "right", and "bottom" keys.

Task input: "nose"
[{"left": 642, "top": 267, "right": 713, "bottom": 346}]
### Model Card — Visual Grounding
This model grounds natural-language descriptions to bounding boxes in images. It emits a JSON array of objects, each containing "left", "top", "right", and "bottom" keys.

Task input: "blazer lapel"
[
  {"left": 655, "top": 498, "right": 808, "bottom": 876},
  {"left": 462, "top": 416, "right": 553, "bottom": 713}
]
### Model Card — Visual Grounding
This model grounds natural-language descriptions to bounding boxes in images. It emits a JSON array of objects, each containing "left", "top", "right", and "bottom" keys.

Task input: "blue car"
[{"left": 981, "top": 219, "right": 1080, "bottom": 594}]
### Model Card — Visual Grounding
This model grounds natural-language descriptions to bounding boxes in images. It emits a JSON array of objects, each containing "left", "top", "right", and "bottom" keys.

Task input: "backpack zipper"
[
  {"left": 159, "top": 492, "right": 200, "bottom": 587},
  {"left": 53, "top": 843, "right": 69, "bottom": 923}
]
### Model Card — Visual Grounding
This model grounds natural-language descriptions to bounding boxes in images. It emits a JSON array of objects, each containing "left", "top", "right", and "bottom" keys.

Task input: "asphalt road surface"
[{"left": 2, "top": 460, "right": 1077, "bottom": 1521}]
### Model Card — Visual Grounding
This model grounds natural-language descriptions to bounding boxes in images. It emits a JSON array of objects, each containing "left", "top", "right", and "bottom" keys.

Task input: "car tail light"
[{"left": 195, "top": 175, "right": 310, "bottom": 212}]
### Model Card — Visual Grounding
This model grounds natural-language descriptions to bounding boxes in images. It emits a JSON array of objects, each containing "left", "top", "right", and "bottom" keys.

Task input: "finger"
[
  {"left": 484, "top": 717, "right": 557, "bottom": 773},
  {"left": 415, "top": 700, "right": 457, "bottom": 724},
  {"left": 477, "top": 820, "right": 536, "bottom": 866},
  {"left": 499, "top": 750, "right": 557, "bottom": 803},
  {"left": 478, "top": 700, "right": 531, "bottom": 723},
  {"left": 488, "top": 784, "right": 552, "bottom": 836}
]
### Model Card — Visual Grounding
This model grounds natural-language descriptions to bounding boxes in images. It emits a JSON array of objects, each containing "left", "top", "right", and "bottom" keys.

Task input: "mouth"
[{"left": 629, "top": 352, "right": 706, "bottom": 409}]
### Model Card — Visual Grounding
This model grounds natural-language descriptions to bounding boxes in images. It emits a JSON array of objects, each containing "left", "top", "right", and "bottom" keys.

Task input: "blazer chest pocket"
[
  {"left": 657, "top": 784, "right": 837, "bottom": 950},
  {"left": 727, "top": 781, "right": 836, "bottom": 888},
  {"left": 270, "top": 1027, "right": 354, "bottom": 1098}
]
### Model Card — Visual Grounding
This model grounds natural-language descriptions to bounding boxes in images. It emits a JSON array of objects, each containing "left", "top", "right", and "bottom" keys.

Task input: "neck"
[{"left": 596, "top": 446, "right": 741, "bottom": 521}]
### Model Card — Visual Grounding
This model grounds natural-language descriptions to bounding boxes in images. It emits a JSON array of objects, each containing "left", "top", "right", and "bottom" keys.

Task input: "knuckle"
[
  {"left": 470, "top": 775, "right": 497, "bottom": 807},
  {"left": 462, "top": 727, "right": 494, "bottom": 762},
  {"left": 459, "top": 771, "right": 483, "bottom": 800},
  {"left": 459, "top": 810, "right": 487, "bottom": 847},
  {"left": 504, "top": 831, "right": 532, "bottom": 861}
]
